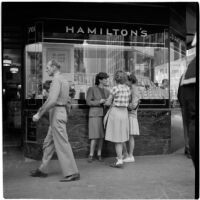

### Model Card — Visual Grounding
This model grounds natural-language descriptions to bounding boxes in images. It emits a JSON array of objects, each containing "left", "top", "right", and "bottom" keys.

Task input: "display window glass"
[
  {"left": 25, "top": 43, "right": 42, "bottom": 99},
  {"left": 72, "top": 39, "right": 169, "bottom": 101},
  {"left": 25, "top": 20, "right": 171, "bottom": 108}
]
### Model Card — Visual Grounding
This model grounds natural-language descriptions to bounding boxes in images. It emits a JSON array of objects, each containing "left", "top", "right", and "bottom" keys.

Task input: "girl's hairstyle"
[
  {"left": 95, "top": 72, "right": 109, "bottom": 85},
  {"left": 128, "top": 72, "right": 137, "bottom": 84},
  {"left": 49, "top": 59, "right": 61, "bottom": 69},
  {"left": 114, "top": 70, "right": 128, "bottom": 84}
]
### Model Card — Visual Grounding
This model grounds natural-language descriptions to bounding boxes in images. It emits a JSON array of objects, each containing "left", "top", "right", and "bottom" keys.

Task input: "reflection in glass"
[
  {"left": 25, "top": 43, "right": 43, "bottom": 99},
  {"left": 73, "top": 33, "right": 169, "bottom": 100},
  {"left": 25, "top": 31, "right": 171, "bottom": 102}
]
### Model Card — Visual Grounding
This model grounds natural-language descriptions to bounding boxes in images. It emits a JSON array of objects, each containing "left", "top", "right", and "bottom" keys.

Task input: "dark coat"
[
  {"left": 177, "top": 56, "right": 196, "bottom": 168},
  {"left": 86, "top": 86, "right": 110, "bottom": 117}
]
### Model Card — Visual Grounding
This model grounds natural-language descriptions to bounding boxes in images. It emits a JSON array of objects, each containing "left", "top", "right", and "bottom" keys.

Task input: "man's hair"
[{"left": 49, "top": 59, "right": 61, "bottom": 69}]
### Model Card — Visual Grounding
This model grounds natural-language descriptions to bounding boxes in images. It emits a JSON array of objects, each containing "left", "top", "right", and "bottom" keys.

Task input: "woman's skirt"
[
  {"left": 89, "top": 117, "right": 104, "bottom": 139},
  {"left": 129, "top": 115, "right": 140, "bottom": 135},
  {"left": 104, "top": 107, "right": 129, "bottom": 143}
]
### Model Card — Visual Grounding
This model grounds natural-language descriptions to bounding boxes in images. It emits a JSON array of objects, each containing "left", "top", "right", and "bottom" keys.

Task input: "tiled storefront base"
[{"left": 24, "top": 108, "right": 171, "bottom": 160}]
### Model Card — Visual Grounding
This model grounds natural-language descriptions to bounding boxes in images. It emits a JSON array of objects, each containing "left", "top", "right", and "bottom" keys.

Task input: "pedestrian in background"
[
  {"left": 86, "top": 72, "right": 110, "bottom": 162},
  {"left": 123, "top": 72, "right": 140, "bottom": 163},
  {"left": 177, "top": 33, "right": 196, "bottom": 168},
  {"left": 104, "top": 70, "right": 131, "bottom": 168},
  {"left": 177, "top": 74, "right": 191, "bottom": 158},
  {"left": 31, "top": 59, "right": 80, "bottom": 182},
  {"left": 42, "top": 80, "right": 52, "bottom": 99}
]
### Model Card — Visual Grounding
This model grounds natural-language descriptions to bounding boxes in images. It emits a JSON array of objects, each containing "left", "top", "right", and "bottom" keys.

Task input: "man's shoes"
[
  {"left": 30, "top": 169, "right": 48, "bottom": 177},
  {"left": 60, "top": 173, "right": 80, "bottom": 182},
  {"left": 123, "top": 155, "right": 135, "bottom": 163},
  {"left": 87, "top": 155, "right": 94, "bottom": 163}
]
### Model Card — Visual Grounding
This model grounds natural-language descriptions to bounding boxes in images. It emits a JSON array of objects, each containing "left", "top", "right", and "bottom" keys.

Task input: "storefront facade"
[{"left": 2, "top": 2, "right": 197, "bottom": 159}]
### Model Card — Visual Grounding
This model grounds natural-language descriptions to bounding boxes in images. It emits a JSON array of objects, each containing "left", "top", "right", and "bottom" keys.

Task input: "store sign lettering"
[
  {"left": 28, "top": 26, "right": 36, "bottom": 33},
  {"left": 66, "top": 26, "right": 148, "bottom": 37}
]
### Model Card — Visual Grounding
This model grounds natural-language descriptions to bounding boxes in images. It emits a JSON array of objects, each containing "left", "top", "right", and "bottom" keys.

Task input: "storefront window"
[
  {"left": 71, "top": 32, "right": 169, "bottom": 102},
  {"left": 25, "top": 20, "right": 170, "bottom": 108},
  {"left": 25, "top": 43, "right": 42, "bottom": 99}
]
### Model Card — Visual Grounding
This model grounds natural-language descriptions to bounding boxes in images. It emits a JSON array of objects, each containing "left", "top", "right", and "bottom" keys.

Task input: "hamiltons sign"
[
  {"left": 28, "top": 20, "right": 166, "bottom": 40},
  {"left": 65, "top": 26, "right": 148, "bottom": 37}
]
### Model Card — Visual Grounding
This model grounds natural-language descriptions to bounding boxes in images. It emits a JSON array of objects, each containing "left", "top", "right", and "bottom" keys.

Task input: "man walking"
[{"left": 30, "top": 59, "right": 80, "bottom": 182}]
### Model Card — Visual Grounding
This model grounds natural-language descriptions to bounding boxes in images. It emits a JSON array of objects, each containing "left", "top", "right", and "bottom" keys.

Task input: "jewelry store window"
[{"left": 25, "top": 20, "right": 170, "bottom": 109}]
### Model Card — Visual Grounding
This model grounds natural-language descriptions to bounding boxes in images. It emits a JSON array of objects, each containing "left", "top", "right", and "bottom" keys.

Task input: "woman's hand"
[
  {"left": 100, "top": 99, "right": 106, "bottom": 104},
  {"left": 128, "top": 103, "right": 134, "bottom": 111},
  {"left": 104, "top": 95, "right": 113, "bottom": 106}
]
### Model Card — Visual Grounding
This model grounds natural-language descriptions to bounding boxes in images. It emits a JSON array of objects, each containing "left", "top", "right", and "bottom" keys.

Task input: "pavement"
[{"left": 3, "top": 147, "right": 195, "bottom": 199}]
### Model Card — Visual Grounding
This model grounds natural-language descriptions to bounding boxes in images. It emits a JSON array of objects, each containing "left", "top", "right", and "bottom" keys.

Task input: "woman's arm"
[
  {"left": 128, "top": 86, "right": 140, "bottom": 110},
  {"left": 104, "top": 94, "right": 113, "bottom": 106},
  {"left": 86, "top": 87, "right": 105, "bottom": 106}
]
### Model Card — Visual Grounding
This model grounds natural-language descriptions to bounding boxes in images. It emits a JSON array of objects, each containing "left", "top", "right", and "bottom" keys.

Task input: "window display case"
[
  {"left": 25, "top": 43, "right": 42, "bottom": 100},
  {"left": 25, "top": 35, "right": 170, "bottom": 107}
]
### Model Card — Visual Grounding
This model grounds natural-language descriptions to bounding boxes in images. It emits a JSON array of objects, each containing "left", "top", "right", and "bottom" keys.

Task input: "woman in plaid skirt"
[
  {"left": 104, "top": 70, "right": 131, "bottom": 168},
  {"left": 123, "top": 72, "right": 141, "bottom": 163}
]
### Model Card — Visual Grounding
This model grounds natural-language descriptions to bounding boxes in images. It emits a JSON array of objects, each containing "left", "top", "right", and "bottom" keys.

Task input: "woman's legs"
[
  {"left": 88, "top": 139, "right": 97, "bottom": 162},
  {"left": 122, "top": 142, "right": 129, "bottom": 158},
  {"left": 122, "top": 136, "right": 135, "bottom": 157},
  {"left": 89, "top": 139, "right": 97, "bottom": 156},
  {"left": 97, "top": 138, "right": 103, "bottom": 156},
  {"left": 128, "top": 135, "right": 135, "bottom": 157},
  {"left": 115, "top": 143, "right": 123, "bottom": 160},
  {"left": 109, "top": 142, "right": 124, "bottom": 167},
  {"left": 123, "top": 136, "right": 135, "bottom": 162}
]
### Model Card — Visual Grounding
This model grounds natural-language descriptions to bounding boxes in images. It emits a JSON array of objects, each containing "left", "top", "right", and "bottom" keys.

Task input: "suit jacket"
[{"left": 86, "top": 86, "right": 110, "bottom": 117}]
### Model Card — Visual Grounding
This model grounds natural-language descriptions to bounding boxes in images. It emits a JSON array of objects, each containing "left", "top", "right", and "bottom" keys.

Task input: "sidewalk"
[{"left": 3, "top": 148, "right": 195, "bottom": 199}]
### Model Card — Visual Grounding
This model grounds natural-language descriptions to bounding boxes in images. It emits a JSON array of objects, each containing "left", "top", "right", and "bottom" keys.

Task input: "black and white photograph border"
[{"left": 1, "top": 0, "right": 199, "bottom": 199}]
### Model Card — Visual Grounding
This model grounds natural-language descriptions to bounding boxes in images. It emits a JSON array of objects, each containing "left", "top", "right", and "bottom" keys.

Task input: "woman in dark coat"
[{"left": 86, "top": 72, "right": 110, "bottom": 162}]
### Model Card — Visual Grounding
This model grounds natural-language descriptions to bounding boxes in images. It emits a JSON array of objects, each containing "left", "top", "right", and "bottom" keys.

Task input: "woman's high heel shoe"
[
  {"left": 87, "top": 155, "right": 94, "bottom": 163},
  {"left": 97, "top": 155, "right": 103, "bottom": 161}
]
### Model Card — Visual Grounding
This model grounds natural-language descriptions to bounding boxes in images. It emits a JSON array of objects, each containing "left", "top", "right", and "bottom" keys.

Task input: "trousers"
[
  {"left": 180, "top": 84, "right": 196, "bottom": 167},
  {"left": 39, "top": 107, "right": 78, "bottom": 176}
]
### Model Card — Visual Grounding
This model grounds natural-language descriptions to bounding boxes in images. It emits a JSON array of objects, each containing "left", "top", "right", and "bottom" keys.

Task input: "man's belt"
[{"left": 56, "top": 104, "right": 66, "bottom": 107}]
